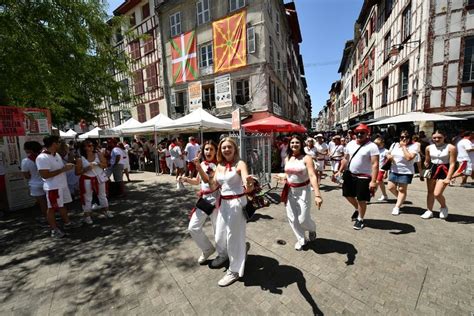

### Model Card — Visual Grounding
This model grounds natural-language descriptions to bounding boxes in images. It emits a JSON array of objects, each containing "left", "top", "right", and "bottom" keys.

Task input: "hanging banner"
[
  {"left": 188, "top": 81, "right": 202, "bottom": 112},
  {"left": 212, "top": 10, "right": 247, "bottom": 73},
  {"left": 0, "top": 106, "right": 25, "bottom": 136},
  {"left": 232, "top": 108, "right": 241, "bottom": 130},
  {"left": 215, "top": 74, "right": 232, "bottom": 108},
  {"left": 23, "top": 108, "right": 51, "bottom": 135},
  {"left": 170, "top": 31, "right": 198, "bottom": 84}
]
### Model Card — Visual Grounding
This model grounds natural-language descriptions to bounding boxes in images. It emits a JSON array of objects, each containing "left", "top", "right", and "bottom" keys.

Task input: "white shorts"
[
  {"left": 46, "top": 187, "right": 72, "bottom": 209},
  {"left": 172, "top": 158, "right": 184, "bottom": 169},
  {"left": 315, "top": 160, "right": 325, "bottom": 172},
  {"left": 330, "top": 160, "right": 342, "bottom": 172},
  {"left": 30, "top": 185, "right": 45, "bottom": 197}
]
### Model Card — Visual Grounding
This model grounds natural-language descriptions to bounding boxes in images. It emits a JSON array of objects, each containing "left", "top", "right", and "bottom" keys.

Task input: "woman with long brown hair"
[{"left": 206, "top": 137, "right": 253, "bottom": 287}]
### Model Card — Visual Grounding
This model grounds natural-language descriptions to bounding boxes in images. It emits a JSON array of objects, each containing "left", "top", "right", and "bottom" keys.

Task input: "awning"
[
  {"left": 242, "top": 115, "right": 307, "bottom": 133},
  {"left": 368, "top": 112, "right": 466, "bottom": 126}
]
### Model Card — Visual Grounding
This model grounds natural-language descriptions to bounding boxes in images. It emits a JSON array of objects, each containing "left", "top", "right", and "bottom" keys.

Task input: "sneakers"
[
  {"left": 63, "top": 221, "right": 82, "bottom": 229},
  {"left": 377, "top": 195, "right": 388, "bottom": 201},
  {"left": 439, "top": 207, "right": 448, "bottom": 220},
  {"left": 420, "top": 210, "right": 434, "bottom": 219},
  {"left": 51, "top": 227, "right": 65, "bottom": 238},
  {"left": 84, "top": 216, "right": 93, "bottom": 225},
  {"left": 308, "top": 231, "right": 317, "bottom": 241},
  {"left": 91, "top": 203, "right": 99, "bottom": 211},
  {"left": 294, "top": 240, "right": 305, "bottom": 251},
  {"left": 391, "top": 207, "right": 400, "bottom": 216},
  {"left": 351, "top": 210, "right": 359, "bottom": 221},
  {"left": 353, "top": 219, "right": 364, "bottom": 230},
  {"left": 218, "top": 270, "right": 239, "bottom": 287},
  {"left": 103, "top": 211, "right": 114, "bottom": 218},
  {"left": 198, "top": 246, "right": 215, "bottom": 264},
  {"left": 210, "top": 255, "right": 229, "bottom": 268}
]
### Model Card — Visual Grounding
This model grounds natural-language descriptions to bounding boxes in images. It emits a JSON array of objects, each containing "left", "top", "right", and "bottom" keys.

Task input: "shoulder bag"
[{"left": 342, "top": 143, "right": 366, "bottom": 182}]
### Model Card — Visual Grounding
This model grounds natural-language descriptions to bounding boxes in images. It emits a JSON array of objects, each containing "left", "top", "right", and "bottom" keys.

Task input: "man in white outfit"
[
  {"left": 454, "top": 131, "right": 474, "bottom": 186},
  {"left": 184, "top": 136, "right": 201, "bottom": 177},
  {"left": 314, "top": 134, "right": 329, "bottom": 184}
]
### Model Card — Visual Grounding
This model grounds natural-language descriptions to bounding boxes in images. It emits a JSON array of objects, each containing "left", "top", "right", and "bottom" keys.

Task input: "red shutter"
[
  {"left": 137, "top": 104, "right": 146, "bottom": 122},
  {"left": 146, "top": 63, "right": 157, "bottom": 88},
  {"left": 149, "top": 102, "right": 159, "bottom": 118},
  {"left": 134, "top": 70, "right": 144, "bottom": 95},
  {"left": 358, "top": 65, "right": 363, "bottom": 83},
  {"left": 144, "top": 31, "right": 154, "bottom": 54},
  {"left": 130, "top": 41, "right": 141, "bottom": 59},
  {"left": 364, "top": 58, "right": 369, "bottom": 78}
]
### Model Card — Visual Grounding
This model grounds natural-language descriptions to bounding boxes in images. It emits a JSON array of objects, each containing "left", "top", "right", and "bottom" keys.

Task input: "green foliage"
[{"left": 0, "top": 0, "right": 129, "bottom": 124}]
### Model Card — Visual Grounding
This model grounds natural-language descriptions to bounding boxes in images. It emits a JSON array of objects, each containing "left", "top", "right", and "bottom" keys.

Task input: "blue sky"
[{"left": 105, "top": 0, "right": 364, "bottom": 117}]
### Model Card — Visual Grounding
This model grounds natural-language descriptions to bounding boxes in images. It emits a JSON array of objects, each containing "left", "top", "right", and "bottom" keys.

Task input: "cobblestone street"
[{"left": 1, "top": 171, "right": 473, "bottom": 315}]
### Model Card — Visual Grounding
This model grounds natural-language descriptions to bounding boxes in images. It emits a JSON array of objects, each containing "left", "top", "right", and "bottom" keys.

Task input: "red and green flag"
[{"left": 170, "top": 31, "right": 198, "bottom": 84}]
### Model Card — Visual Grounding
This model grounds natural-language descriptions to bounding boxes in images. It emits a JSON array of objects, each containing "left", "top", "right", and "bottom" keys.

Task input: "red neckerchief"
[
  {"left": 28, "top": 154, "right": 38, "bottom": 162},
  {"left": 225, "top": 161, "right": 234, "bottom": 171},
  {"left": 204, "top": 159, "right": 217, "bottom": 174},
  {"left": 42, "top": 149, "right": 56, "bottom": 157},
  {"left": 190, "top": 141, "right": 197, "bottom": 145},
  {"left": 170, "top": 143, "right": 176, "bottom": 148}
]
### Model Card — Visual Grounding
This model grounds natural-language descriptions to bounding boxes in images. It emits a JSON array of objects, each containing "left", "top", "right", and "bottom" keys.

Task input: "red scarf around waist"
[
  {"left": 432, "top": 164, "right": 449, "bottom": 179},
  {"left": 281, "top": 179, "right": 310, "bottom": 205},
  {"left": 79, "top": 174, "right": 99, "bottom": 206}
]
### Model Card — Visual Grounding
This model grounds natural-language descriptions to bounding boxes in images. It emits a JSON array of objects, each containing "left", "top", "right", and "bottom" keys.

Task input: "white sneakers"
[
  {"left": 84, "top": 216, "right": 93, "bottom": 225},
  {"left": 439, "top": 207, "right": 449, "bottom": 219},
  {"left": 391, "top": 207, "right": 400, "bottom": 216},
  {"left": 378, "top": 195, "right": 388, "bottom": 201},
  {"left": 420, "top": 210, "right": 434, "bottom": 219},
  {"left": 294, "top": 240, "right": 305, "bottom": 251},
  {"left": 198, "top": 246, "right": 215, "bottom": 264},
  {"left": 218, "top": 270, "right": 239, "bottom": 287}
]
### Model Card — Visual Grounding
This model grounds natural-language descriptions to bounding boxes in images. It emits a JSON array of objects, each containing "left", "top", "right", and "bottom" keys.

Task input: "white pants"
[
  {"left": 315, "top": 160, "right": 325, "bottom": 172},
  {"left": 82, "top": 180, "right": 108, "bottom": 212},
  {"left": 286, "top": 186, "right": 316, "bottom": 245},
  {"left": 188, "top": 207, "right": 224, "bottom": 254},
  {"left": 330, "top": 160, "right": 341, "bottom": 172},
  {"left": 215, "top": 196, "right": 247, "bottom": 277},
  {"left": 166, "top": 157, "right": 172, "bottom": 171}
]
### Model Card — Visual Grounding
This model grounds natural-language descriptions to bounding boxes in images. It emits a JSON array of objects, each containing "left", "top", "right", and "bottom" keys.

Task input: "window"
[
  {"left": 229, "top": 0, "right": 245, "bottom": 12},
  {"left": 275, "top": 12, "right": 280, "bottom": 37},
  {"left": 202, "top": 86, "right": 215, "bottom": 109},
  {"left": 199, "top": 43, "right": 213, "bottom": 68},
  {"left": 130, "top": 12, "right": 136, "bottom": 27},
  {"left": 399, "top": 62, "right": 409, "bottom": 97},
  {"left": 143, "top": 31, "right": 154, "bottom": 54},
  {"left": 269, "top": 36, "right": 274, "bottom": 66},
  {"left": 247, "top": 27, "right": 255, "bottom": 53},
  {"left": 115, "top": 29, "right": 123, "bottom": 43},
  {"left": 174, "top": 91, "right": 187, "bottom": 114},
  {"left": 235, "top": 79, "right": 250, "bottom": 105},
  {"left": 130, "top": 40, "right": 141, "bottom": 59},
  {"left": 382, "top": 77, "right": 389, "bottom": 105},
  {"left": 119, "top": 79, "right": 130, "bottom": 101},
  {"left": 137, "top": 104, "right": 146, "bottom": 122},
  {"left": 197, "top": 0, "right": 210, "bottom": 25},
  {"left": 277, "top": 51, "right": 281, "bottom": 77},
  {"left": 142, "top": 2, "right": 150, "bottom": 19},
  {"left": 384, "top": 32, "right": 392, "bottom": 61},
  {"left": 462, "top": 36, "right": 474, "bottom": 82},
  {"left": 385, "top": 0, "right": 393, "bottom": 20},
  {"left": 170, "top": 12, "right": 181, "bottom": 37},
  {"left": 145, "top": 63, "right": 158, "bottom": 89},
  {"left": 149, "top": 102, "right": 159, "bottom": 118},
  {"left": 134, "top": 70, "right": 144, "bottom": 95},
  {"left": 402, "top": 3, "right": 412, "bottom": 42}
]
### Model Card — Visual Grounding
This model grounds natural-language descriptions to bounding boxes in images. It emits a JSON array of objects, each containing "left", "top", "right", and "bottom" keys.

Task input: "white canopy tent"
[
  {"left": 368, "top": 112, "right": 466, "bottom": 125},
  {"left": 78, "top": 127, "right": 102, "bottom": 139},
  {"left": 111, "top": 118, "right": 141, "bottom": 131},
  {"left": 121, "top": 114, "right": 174, "bottom": 134},
  {"left": 156, "top": 108, "right": 232, "bottom": 133},
  {"left": 65, "top": 129, "right": 77, "bottom": 137}
]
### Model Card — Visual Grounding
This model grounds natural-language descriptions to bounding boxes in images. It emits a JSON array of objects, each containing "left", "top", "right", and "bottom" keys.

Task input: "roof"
[
  {"left": 113, "top": 0, "right": 141, "bottom": 16},
  {"left": 284, "top": 2, "right": 302, "bottom": 44},
  {"left": 338, "top": 40, "right": 354, "bottom": 73},
  {"left": 356, "top": 0, "right": 378, "bottom": 25}
]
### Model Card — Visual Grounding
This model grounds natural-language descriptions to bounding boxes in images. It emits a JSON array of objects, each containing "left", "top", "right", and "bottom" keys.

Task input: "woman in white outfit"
[
  {"left": 421, "top": 130, "right": 457, "bottom": 220},
  {"left": 207, "top": 137, "right": 253, "bottom": 287},
  {"left": 278, "top": 135, "right": 323, "bottom": 251},
  {"left": 75, "top": 140, "right": 112, "bottom": 224},
  {"left": 180, "top": 140, "right": 224, "bottom": 264}
]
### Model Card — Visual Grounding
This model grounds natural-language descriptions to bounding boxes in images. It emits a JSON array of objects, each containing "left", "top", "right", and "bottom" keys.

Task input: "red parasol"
[{"left": 242, "top": 115, "right": 307, "bottom": 133}]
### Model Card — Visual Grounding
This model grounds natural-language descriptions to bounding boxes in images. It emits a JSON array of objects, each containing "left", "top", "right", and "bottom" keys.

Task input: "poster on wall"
[
  {"left": 215, "top": 74, "right": 232, "bottom": 108},
  {"left": 23, "top": 109, "right": 51, "bottom": 135},
  {"left": 188, "top": 81, "right": 202, "bottom": 112},
  {"left": 0, "top": 106, "right": 25, "bottom": 136}
]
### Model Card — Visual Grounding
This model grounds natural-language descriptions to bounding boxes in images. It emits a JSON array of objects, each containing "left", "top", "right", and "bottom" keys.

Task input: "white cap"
[{"left": 315, "top": 133, "right": 324, "bottom": 138}]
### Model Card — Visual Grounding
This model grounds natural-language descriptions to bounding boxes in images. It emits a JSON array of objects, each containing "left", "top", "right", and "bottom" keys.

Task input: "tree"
[{"left": 0, "top": 0, "right": 129, "bottom": 124}]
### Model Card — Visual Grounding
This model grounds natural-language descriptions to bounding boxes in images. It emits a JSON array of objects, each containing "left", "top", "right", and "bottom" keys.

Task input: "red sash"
[
  {"left": 79, "top": 175, "right": 99, "bottom": 206},
  {"left": 281, "top": 179, "right": 310, "bottom": 205},
  {"left": 48, "top": 189, "right": 59, "bottom": 210},
  {"left": 433, "top": 164, "right": 449, "bottom": 179}
]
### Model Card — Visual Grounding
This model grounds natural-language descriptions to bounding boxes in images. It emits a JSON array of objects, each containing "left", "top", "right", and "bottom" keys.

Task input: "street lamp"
[{"left": 388, "top": 40, "right": 421, "bottom": 65}]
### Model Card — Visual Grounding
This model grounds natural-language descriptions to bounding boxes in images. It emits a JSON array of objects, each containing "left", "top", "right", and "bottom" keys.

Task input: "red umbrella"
[{"left": 242, "top": 115, "right": 307, "bottom": 133}]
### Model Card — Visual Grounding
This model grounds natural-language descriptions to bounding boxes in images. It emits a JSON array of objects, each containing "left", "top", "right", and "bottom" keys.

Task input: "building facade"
[{"left": 155, "top": 0, "right": 310, "bottom": 124}]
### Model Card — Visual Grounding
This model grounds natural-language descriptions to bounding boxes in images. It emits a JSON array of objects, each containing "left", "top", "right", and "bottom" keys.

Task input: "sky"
[{"left": 105, "top": 0, "right": 364, "bottom": 117}]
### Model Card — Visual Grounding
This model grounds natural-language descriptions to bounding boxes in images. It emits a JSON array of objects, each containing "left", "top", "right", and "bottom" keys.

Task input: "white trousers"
[
  {"left": 286, "top": 186, "right": 316, "bottom": 245},
  {"left": 166, "top": 157, "right": 172, "bottom": 171},
  {"left": 330, "top": 160, "right": 341, "bottom": 172},
  {"left": 215, "top": 197, "right": 247, "bottom": 277},
  {"left": 188, "top": 207, "right": 225, "bottom": 254},
  {"left": 82, "top": 180, "right": 108, "bottom": 212}
]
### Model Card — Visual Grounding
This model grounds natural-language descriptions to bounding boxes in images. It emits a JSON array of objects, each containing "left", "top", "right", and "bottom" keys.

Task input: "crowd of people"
[{"left": 8, "top": 125, "right": 473, "bottom": 287}]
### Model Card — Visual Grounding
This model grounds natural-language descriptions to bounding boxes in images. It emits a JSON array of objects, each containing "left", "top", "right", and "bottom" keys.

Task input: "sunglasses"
[{"left": 400, "top": 135, "right": 409, "bottom": 139}]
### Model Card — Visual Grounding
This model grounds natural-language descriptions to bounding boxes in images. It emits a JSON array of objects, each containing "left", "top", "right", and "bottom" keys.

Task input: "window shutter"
[
  {"left": 144, "top": 31, "right": 154, "bottom": 54},
  {"left": 247, "top": 27, "right": 255, "bottom": 54},
  {"left": 134, "top": 70, "right": 144, "bottom": 95},
  {"left": 170, "top": 93, "right": 176, "bottom": 107}
]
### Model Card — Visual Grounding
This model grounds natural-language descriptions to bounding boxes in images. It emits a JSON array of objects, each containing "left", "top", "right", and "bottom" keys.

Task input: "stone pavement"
[{"left": 0, "top": 171, "right": 473, "bottom": 315}]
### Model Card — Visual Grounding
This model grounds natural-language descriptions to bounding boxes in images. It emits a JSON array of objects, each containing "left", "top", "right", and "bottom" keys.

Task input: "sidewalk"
[{"left": 0, "top": 171, "right": 472, "bottom": 315}]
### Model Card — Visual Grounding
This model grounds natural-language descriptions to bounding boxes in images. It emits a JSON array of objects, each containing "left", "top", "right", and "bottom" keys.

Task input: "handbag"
[
  {"left": 243, "top": 178, "right": 270, "bottom": 220},
  {"left": 421, "top": 167, "right": 432, "bottom": 179},
  {"left": 380, "top": 158, "right": 392, "bottom": 171},
  {"left": 195, "top": 197, "right": 215, "bottom": 215}
]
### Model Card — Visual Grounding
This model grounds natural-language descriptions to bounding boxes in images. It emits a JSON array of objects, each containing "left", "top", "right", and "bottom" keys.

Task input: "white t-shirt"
[
  {"left": 329, "top": 143, "right": 345, "bottom": 160},
  {"left": 109, "top": 147, "right": 122, "bottom": 165},
  {"left": 457, "top": 138, "right": 473, "bottom": 162},
  {"left": 36, "top": 152, "right": 68, "bottom": 190},
  {"left": 345, "top": 140, "right": 379, "bottom": 175},
  {"left": 21, "top": 157, "right": 44, "bottom": 187},
  {"left": 184, "top": 143, "right": 201, "bottom": 162},
  {"left": 81, "top": 155, "right": 103, "bottom": 177},
  {"left": 118, "top": 148, "right": 128, "bottom": 166},
  {"left": 280, "top": 144, "right": 288, "bottom": 159},
  {"left": 378, "top": 148, "right": 387, "bottom": 170},
  {"left": 304, "top": 146, "right": 317, "bottom": 158},
  {"left": 169, "top": 145, "right": 182, "bottom": 160},
  {"left": 390, "top": 143, "right": 418, "bottom": 174},
  {"left": 315, "top": 142, "right": 328, "bottom": 159}
]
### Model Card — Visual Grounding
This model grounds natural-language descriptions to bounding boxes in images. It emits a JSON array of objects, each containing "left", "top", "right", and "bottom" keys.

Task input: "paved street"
[{"left": 0, "top": 171, "right": 473, "bottom": 315}]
